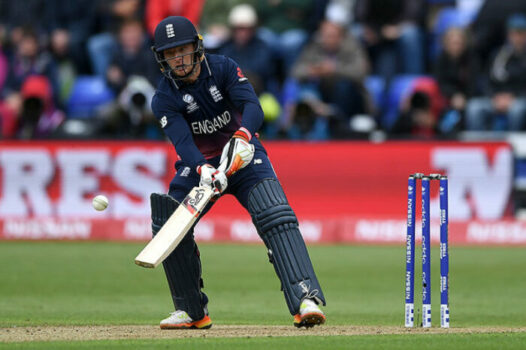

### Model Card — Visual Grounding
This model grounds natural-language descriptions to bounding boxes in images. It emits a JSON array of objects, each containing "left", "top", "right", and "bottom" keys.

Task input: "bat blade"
[{"left": 134, "top": 186, "right": 214, "bottom": 268}]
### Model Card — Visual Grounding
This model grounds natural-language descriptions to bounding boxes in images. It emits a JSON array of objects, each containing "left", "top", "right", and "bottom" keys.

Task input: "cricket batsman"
[{"left": 149, "top": 16, "right": 326, "bottom": 329}]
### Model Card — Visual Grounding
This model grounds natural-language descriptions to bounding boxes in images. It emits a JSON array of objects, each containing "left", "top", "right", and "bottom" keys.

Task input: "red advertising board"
[{"left": 0, "top": 140, "right": 523, "bottom": 245}]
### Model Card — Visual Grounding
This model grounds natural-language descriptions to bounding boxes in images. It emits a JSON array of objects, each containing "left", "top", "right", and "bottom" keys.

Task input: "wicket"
[{"left": 404, "top": 173, "right": 449, "bottom": 328}]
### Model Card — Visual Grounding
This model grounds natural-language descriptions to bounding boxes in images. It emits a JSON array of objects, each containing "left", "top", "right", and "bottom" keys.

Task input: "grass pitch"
[{"left": 0, "top": 242, "right": 525, "bottom": 349}]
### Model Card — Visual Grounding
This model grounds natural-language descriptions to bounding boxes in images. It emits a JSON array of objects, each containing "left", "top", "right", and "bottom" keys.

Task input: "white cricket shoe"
[
  {"left": 293, "top": 298, "right": 326, "bottom": 328},
  {"left": 160, "top": 310, "right": 212, "bottom": 329}
]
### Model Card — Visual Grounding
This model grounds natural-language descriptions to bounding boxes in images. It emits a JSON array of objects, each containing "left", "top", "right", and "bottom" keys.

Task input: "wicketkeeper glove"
[
  {"left": 197, "top": 164, "right": 228, "bottom": 195},
  {"left": 219, "top": 127, "right": 255, "bottom": 177}
]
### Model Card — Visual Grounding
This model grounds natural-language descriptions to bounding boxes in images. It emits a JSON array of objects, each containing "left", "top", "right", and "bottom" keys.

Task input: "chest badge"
[
  {"left": 209, "top": 85, "right": 223, "bottom": 102},
  {"left": 183, "top": 94, "right": 199, "bottom": 113}
]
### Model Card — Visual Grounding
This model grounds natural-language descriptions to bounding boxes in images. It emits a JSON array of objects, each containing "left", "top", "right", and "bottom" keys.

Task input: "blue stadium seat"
[
  {"left": 515, "top": 159, "right": 526, "bottom": 184},
  {"left": 365, "top": 75, "right": 385, "bottom": 113},
  {"left": 383, "top": 75, "right": 421, "bottom": 129},
  {"left": 431, "top": 7, "right": 477, "bottom": 59},
  {"left": 67, "top": 76, "right": 115, "bottom": 118},
  {"left": 435, "top": 7, "right": 475, "bottom": 35}
]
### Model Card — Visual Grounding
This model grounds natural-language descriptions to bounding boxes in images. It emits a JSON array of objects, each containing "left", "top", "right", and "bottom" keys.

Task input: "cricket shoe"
[
  {"left": 293, "top": 298, "right": 326, "bottom": 328},
  {"left": 160, "top": 309, "right": 212, "bottom": 329}
]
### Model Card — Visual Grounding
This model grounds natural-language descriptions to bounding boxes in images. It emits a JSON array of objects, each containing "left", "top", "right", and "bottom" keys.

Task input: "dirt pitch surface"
[{"left": 2, "top": 325, "right": 525, "bottom": 343}]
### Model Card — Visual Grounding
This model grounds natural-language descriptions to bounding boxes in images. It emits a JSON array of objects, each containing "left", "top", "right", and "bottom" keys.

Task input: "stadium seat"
[
  {"left": 365, "top": 75, "right": 385, "bottom": 114},
  {"left": 67, "top": 76, "right": 115, "bottom": 118},
  {"left": 382, "top": 75, "right": 421, "bottom": 129},
  {"left": 435, "top": 7, "right": 476, "bottom": 34},
  {"left": 431, "top": 7, "right": 477, "bottom": 59},
  {"left": 279, "top": 78, "right": 300, "bottom": 106}
]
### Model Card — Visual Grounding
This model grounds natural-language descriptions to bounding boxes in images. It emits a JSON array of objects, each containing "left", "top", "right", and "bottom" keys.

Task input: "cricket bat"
[{"left": 134, "top": 186, "right": 215, "bottom": 268}]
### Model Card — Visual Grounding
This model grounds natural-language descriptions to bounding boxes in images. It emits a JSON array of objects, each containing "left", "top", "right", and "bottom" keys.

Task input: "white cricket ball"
[{"left": 92, "top": 195, "right": 109, "bottom": 211}]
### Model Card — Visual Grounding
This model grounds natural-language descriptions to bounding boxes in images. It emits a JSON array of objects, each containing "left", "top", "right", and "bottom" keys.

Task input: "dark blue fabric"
[
  {"left": 151, "top": 54, "right": 264, "bottom": 171},
  {"left": 160, "top": 147, "right": 276, "bottom": 318},
  {"left": 168, "top": 146, "right": 277, "bottom": 208},
  {"left": 153, "top": 16, "right": 198, "bottom": 52}
]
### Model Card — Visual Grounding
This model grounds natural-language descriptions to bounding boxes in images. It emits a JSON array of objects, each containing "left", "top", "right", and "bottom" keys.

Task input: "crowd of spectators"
[{"left": 2, "top": 0, "right": 526, "bottom": 140}]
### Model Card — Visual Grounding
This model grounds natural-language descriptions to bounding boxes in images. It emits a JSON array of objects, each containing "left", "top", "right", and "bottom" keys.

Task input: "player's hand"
[
  {"left": 197, "top": 164, "right": 228, "bottom": 195},
  {"left": 219, "top": 127, "right": 255, "bottom": 177}
]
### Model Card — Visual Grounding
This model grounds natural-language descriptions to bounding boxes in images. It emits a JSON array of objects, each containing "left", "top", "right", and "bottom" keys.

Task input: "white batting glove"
[
  {"left": 219, "top": 127, "right": 255, "bottom": 177},
  {"left": 197, "top": 164, "right": 228, "bottom": 195}
]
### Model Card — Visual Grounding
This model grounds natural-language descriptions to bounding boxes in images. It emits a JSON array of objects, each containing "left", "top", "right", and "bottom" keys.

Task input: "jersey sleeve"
[
  {"left": 223, "top": 57, "right": 264, "bottom": 137},
  {"left": 151, "top": 92, "right": 207, "bottom": 170}
]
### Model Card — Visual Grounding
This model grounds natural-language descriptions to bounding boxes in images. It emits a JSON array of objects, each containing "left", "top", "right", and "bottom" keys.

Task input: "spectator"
[
  {"left": 99, "top": 76, "right": 162, "bottom": 139},
  {"left": 256, "top": 0, "right": 318, "bottom": 76},
  {"left": 470, "top": 0, "right": 526, "bottom": 67},
  {"left": 218, "top": 4, "right": 276, "bottom": 95},
  {"left": 48, "top": 24, "right": 77, "bottom": 107},
  {"left": 466, "top": 14, "right": 526, "bottom": 131},
  {"left": 217, "top": 4, "right": 282, "bottom": 138},
  {"left": 145, "top": 0, "right": 205, "bottom": 36},
  {"left": 434, "top": 27, "right": 480, "bottom": 134},
  {"left": 3, "top": 28, "right": 59, "bottom": 98},
  {"left": 0, "top": 44, "right": 7, "bottom": 92},
  {"left": 88, "top": 0, "right": 144, "bottom": 77},
  {"left": 391, "top": 78, "right": 445, "bottom": 138},
  {"left": 16, "top": 75, "right": 64, "bottom": 139},
  {"left": 354, "top": 0, "right": 426, "bottom": 80},
  {"left": 325, "top": 0, "right": 354, "bottom": 25},
  {"left": 391, "top": 92, "right": 435, "bottom": 138},
  {"left": 44, "top": 0, "right": 96, "bottom": 74},
  {"left": 289, "top": 19, "right": 370, "bottom": 139},
  {"left": 0, "top": 93, "right": 20, "bottom": 138},
  {"left": 201, "top": 23, "right": 230, "bottom": 54},
  {"left": 0, "top": 0, "right": 47, "bottom": 53},
  {"left": 105, "top": 18, "right": 161, "bottom": 93}
]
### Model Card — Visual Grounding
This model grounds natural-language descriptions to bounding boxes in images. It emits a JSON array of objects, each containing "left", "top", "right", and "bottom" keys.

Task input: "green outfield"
[{"left": 1, "top": 242, "right": 525, "bottom": 349}]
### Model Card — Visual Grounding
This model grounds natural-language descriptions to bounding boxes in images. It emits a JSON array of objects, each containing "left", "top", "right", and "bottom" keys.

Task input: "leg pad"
[
  {"left": 150, "top": 193, "right": 207, "bottom": 320},
  {"left": 248, "top": 179, "right": 326, "bottom": 314}
]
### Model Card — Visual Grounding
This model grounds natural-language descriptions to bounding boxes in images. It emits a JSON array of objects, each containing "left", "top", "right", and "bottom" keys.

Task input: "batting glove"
[
  {"left": 197, "top": 164, "right": 228, "bottom": 195},
  {"left": 219, "top": 127, "right": 255, "bottom": 177}
]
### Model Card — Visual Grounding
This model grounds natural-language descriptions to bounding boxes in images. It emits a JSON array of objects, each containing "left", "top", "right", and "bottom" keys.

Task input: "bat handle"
[{"left": 209, "top": 187, "right": 221, "bottom": 202}]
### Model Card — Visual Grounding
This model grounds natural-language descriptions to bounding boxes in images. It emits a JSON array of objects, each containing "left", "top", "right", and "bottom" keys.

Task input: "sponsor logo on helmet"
[{"left": 166, "top": 24, "right": 175, "bottom": 38}]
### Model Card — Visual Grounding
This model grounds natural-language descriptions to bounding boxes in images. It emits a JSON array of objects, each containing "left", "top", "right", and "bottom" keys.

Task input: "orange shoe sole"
[
  {"left": 160, "top": 315, "right": 213, "bottom": 330},
  {"left": 293, "top": 312, "right": 326, "bottom": 328}
]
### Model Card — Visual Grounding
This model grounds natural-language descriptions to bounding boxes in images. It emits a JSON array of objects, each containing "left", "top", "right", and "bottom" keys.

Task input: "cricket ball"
[{"left": 92, "top": 195, "right": 109, "bottom": 211}]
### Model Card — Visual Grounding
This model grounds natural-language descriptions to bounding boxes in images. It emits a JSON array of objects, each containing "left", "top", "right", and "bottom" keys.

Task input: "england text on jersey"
[{"left": 191, "top": 111, "right": 231, "bottom": 135}]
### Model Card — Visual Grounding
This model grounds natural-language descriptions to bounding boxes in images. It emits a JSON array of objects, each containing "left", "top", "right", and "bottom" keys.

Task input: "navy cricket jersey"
[{"left": 151, "top": 54, "right": 264, "bottom": 171}]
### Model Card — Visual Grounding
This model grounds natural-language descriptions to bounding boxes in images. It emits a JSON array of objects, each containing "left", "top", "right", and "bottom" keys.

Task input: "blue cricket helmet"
[{"left": 152, "top": 16, "right": 204, "bottom": 81}]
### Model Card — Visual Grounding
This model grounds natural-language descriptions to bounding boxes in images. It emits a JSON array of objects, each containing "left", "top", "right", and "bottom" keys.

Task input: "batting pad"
[
  {"left": 150, "top": 193, "right": 207, "bottom": 320},
  {"left": 150, "top": 193, "right": 179, "bottom": 234},
  {"left": 248, "top": 179, "right": 326, "bottom": 315}
]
